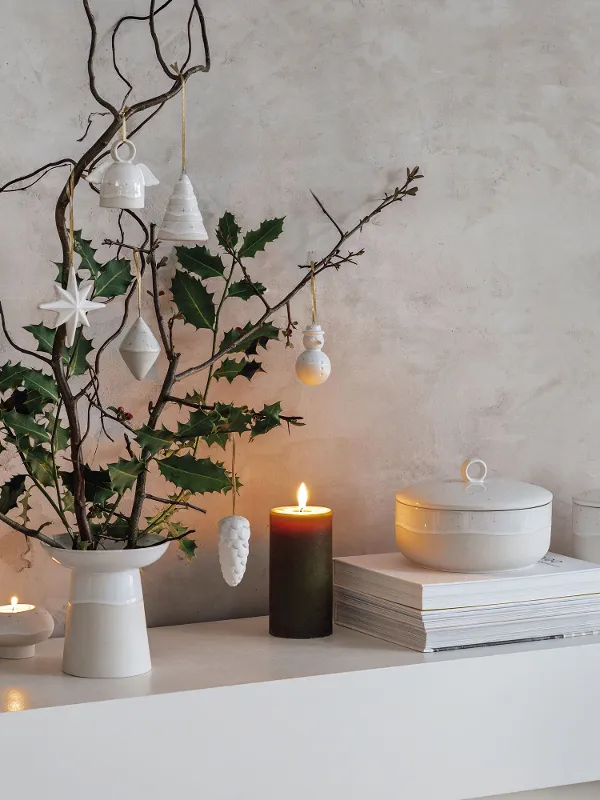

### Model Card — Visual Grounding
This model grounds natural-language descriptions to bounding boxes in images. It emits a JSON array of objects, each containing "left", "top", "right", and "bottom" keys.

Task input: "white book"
[{"left": 333, "top": 552, "right": 600, "bottom": 611}]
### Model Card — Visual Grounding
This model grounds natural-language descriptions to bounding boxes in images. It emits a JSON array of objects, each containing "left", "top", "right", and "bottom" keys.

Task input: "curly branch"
[
  {"left": 82, "top": 0, "right": 120, "bottom": 118},
  {"left": 0, "top": 512, "right": 66, "bottom": 548},
  {"left": 0, "top": 159, "right": 76, "bottom": 193},
  {"left": 145, "top": 494, "right": 206, "bottom": 513}
]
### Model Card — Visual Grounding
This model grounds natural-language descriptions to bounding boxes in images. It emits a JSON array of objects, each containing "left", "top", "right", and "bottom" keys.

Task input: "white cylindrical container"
[
  {"left": 44, "top": 535, "right": 169, "bottom": 678},
  {"left": 573, "top": 490, "right": 600, "bottom": 563},
  {"left": 395, "top": 458, "right": 553, "bottom": 573}
]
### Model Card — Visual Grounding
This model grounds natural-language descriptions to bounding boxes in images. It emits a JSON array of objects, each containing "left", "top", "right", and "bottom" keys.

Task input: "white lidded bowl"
[
  {"left": 395, "top": 458, "right": 553, "bottom": 573},
  {"left": 572, "top": 489, "right": 600, "bottom": 563}
]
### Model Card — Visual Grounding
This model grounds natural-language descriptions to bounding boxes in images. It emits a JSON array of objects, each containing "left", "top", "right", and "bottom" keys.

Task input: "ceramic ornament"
[
  {"left": 119, "top": 253, "right": 161, "bottom": 380},
  {"left": 295, "top": 323, "right": 331, "bottom": 386},
  {"left": 119, "top": 317, "right": 161, "bottom": 381},
  {"left": 85, "top": 139, "right": 159, "bottom": 210},
  {"left": 158, "top": 71, "right": 208, "bottom": 242},
  {"left": 39, "top": 265, "right": 105, "bottom": 347},
  {"left": 218, "top": 515, "right": 251, "bottom": 587},
  {"left": 159, "top": 171, "right": 208, "bottom": 242}
]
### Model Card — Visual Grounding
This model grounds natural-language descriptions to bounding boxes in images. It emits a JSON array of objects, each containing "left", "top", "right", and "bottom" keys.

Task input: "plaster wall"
[{"left": 0, "top": 0, "right": 599, "bottom": 640}]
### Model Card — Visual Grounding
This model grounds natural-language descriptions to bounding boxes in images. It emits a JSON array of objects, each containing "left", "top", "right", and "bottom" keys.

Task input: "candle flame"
[
  {"left": 297, "top": 483, "right": 308, "bottom": 511},
  {"left": 10, "top": 596, "right": 17, "bottom": 610}
]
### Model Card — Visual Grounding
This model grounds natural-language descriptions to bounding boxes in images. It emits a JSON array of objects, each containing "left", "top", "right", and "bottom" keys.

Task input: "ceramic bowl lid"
[
  {"left": 573, "top": 489, "right": 600, "bottom": 508},
  {"left": 396, "top": 458, "right": 553, "bottom": 512}
]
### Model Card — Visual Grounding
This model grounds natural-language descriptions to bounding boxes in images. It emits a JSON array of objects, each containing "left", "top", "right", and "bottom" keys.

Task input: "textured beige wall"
[{"left": 0, "top": 0, "right": 599, "bottom": 632}]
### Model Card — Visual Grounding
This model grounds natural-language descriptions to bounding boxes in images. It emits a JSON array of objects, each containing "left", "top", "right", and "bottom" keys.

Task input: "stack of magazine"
[{"left": 334, "top": 552, "right": 600, "bottom": 652}]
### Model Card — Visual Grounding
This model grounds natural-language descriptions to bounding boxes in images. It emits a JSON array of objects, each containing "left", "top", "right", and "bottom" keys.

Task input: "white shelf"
[{"left": 1, "top": 617, "right": 599, "bottom": 799}]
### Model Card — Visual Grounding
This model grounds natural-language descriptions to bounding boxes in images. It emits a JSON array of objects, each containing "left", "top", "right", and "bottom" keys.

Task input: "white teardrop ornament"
[
  {"left": 86, "top": 139, "right": 159, "bottom": 210},
  {"left": 218, "top": 515, "right": 251, "bottom": 587},
  {"left": 159, "top": 171, "right": 208, "bottom": 242},
  {"left": 119, "top": 317, "right": 161, "bottom": 381},
  {"left": 295, "top": 323, "right": 331, "bottom": 386}
]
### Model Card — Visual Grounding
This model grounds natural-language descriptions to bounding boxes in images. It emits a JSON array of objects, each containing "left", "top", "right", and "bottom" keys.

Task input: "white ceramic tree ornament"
[
  {"left": 159, "top": 171, "right": 208, "bottom": 242},
  {"left": 218, "top": 437, "right": 250, "bottom": 586},
  {"left": 119, "top": 251, "right": 161, "bottom": 380},
  {"left": 86, "top": 139, "right": 159, "bottom": 210},
  {"left": 294, "top": 264, "right": 331, "bottom": 386},
  {"left": 158, "top": 72, "right": 208, "bottom": 243}
]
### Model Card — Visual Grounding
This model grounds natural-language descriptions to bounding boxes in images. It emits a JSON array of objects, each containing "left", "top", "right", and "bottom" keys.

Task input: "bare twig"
[
  {"left": 149, "top": 224, "right": 172, "bottom": 356},
  {"left": 82, "top": 0, "right": 120, "bottom": 118},
  {"left": 0, "top": 512, "right": 66, "bottom": 548},
  {"left": 310, "top": 190, "right": 344, "bottom": 237},
  {"left": 77, "top": 111, "right": 110, "bottom": 143},
  {"left": 0, "top": 159, "right": 76, "bottom": 193},
  {"left": 145, "top": 494, "right": 206, "bottom": 513}
]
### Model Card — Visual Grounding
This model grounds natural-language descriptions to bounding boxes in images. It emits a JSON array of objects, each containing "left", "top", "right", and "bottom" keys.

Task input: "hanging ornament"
[
  {"left": 39, "top": 172, "right": 105, "bottom": 347},
  {"left": 86, "top": 112, "right": 159, "bottom": 210},
  {"left": 158, "top": 70, "right": 208, "bottom": 243},
  {"left": 218, "top": 437, "right": 251, "bottom": 587},
  {"left": 295, "top": 263, "right": 331, "bottom": 386},
  {"left": 119, "top": 250, "right": 161, "bottom": 380}
]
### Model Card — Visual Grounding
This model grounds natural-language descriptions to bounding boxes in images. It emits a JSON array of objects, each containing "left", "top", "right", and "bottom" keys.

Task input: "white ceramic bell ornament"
[
  {"left": 295, "top": 323, "right": 331, "bottom": 386},
  {"left": 218, "top": 515, "right": 251, "bottom": 587},
  {"left": 159, "top": 171, "right": 208, "bottom": 242},
  {"left": 86, "top": 139, "right": 159, "bottom": 210}
]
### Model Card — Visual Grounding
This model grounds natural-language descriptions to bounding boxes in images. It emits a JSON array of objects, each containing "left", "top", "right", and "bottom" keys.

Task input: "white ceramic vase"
[{"left": 44, "top": 534, "right": 169, "bottom": 679}]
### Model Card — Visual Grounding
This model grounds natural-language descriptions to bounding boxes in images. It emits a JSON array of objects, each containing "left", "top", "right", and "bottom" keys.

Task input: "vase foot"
[
  {"left": 0, "top": 644, "right": 35, "bottom": 659},
  {"left": 63, "top": 600, "right": 152, "bottom": 679}
]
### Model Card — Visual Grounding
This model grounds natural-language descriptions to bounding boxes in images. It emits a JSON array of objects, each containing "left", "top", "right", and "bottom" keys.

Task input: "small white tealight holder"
[{"left": 0, "top": 596, "right": 54, "bottom": 659}]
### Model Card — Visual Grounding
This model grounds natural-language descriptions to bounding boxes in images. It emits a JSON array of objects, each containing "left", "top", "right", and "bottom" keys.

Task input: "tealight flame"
[
  {"left": 297, "top": 483, "right": 308, "bottom": 512},
  {"left": 10, "top": 596, "right": 17, "bottom": 610}
]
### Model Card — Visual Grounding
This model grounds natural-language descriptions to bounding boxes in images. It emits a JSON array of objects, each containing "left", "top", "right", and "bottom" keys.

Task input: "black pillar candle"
[{"left": 269, "top": 494, "right": 333, "bottom": 639}]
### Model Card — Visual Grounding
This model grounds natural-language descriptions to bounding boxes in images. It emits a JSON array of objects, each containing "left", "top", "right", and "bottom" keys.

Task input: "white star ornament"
[{"left": 39, "top": 268, "right": 105, "bottom": 347}]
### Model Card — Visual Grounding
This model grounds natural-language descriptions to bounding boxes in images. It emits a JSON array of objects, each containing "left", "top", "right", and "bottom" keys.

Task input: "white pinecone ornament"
[{"left": 218, "top": 515, "right": 251, "bottom": 587}]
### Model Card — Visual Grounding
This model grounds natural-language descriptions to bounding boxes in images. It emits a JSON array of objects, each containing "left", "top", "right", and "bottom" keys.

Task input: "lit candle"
[
  {"left": 0, "top": 596, "right": 54, "bottom": 659},
  {"left": 270, "top": 483, "right": 333, "bottom": 638}
]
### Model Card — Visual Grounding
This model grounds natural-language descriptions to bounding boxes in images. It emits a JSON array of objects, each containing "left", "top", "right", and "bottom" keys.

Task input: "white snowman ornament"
[
  {"left": 295, "top": 323, "right": 331, "bottom": 386},
  {"left": 218, "top": 516, "right": 251, "bottom": 587}
]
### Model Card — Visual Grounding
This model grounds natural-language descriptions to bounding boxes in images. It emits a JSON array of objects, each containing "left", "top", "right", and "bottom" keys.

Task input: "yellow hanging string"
[
  {"left": 67, "top": 169, "right": 75, "bottom": 269},
  {"left": 120, "top": 108, "right": 127, "bottom": 142},
  {"left": 172, "top": 64, "right": 187, "bottom": 172},
  {"left": 310, "top": 261, "right": 317, "bottom": 324},
  {"left": 231, "top": 434, "right": 237, "bottom": 516},
  {"left": 132, "top": 249, "right": 142, "bottom": 318},
  {"left": 180, "top": 74, "right": 187, "bottom": 172}
]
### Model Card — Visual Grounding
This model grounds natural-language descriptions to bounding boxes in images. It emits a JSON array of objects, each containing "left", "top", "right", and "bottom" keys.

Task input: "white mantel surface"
[{"left": 0, "top": 617, "right": 599, "bottom": 800}]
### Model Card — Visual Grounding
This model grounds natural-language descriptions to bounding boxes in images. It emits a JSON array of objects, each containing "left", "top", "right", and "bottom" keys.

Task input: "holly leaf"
[
  {"left": 175, "top": 409, "right": 219, "bottom": 441},
  {"left": 61, "top": 466, "right": 114, "bottom": 505},
  {"left": 50, "top": 419, "right": 70, "bottom": 452},
  {"left": 215, "top": 403, "right": 253, "bottom": 434},
  {"left": 94, "top": 258, "right": 133, "bottom": 299},
  {"left": 0, "top": 474, "right": 27, "bottom": 514},
  {"left": 26, "top": 447, "right": 55, "bottom": 487},
  {"left": 216, "top": 211, "right": 240, "bottom": 250},
  {"left": 175, "top": 246, "right": 225, "bottom": 279},
  {"left": 135, "top": 425, "right": 176, "bottom": 456},
  {"left": 238, "top": 218, "right": 285, "bottom": 258},
  {"left": 107, "top": 457, "right": 144, "bottom": 493},
  {"left": 213, "top": 358, "right": 264, "bottom": 383},
  {"left": 158, "top": 455, "right": 231, "bottom": 495},
  {"left": 0, "top": 363, "right": 34, "bottom": 394},
  {"left": 2, "top": 410, "right": 50, "bottom": 444},
  {"left": 204, "top": 432, "right": 229, "bottom": 450},
  {"left": 0, "top": 388, "right": 47, "bottom": 416},
  {"left": 178, "top": 536, "right": 198, "bottom": 560},
  {"left": 220, "top": 322, "right": 279, "bottom": 355},
  {"left": 21, "top": 369, "right": 59, "bottom": 404},
  {"left": 74, "top": 230, "right": 103, "bottom": 279},
  {"left": 24, "top": 325, "right": 93, "bottom": 376},
  {"left": 171, "top": 270, "right": 215, "bottom": 330},
  {"left": 227, "top": 280, "right": 267, "bottom": 301},
  {"left": 250, "top": 401, "right": 282, "bottom": 439}
]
